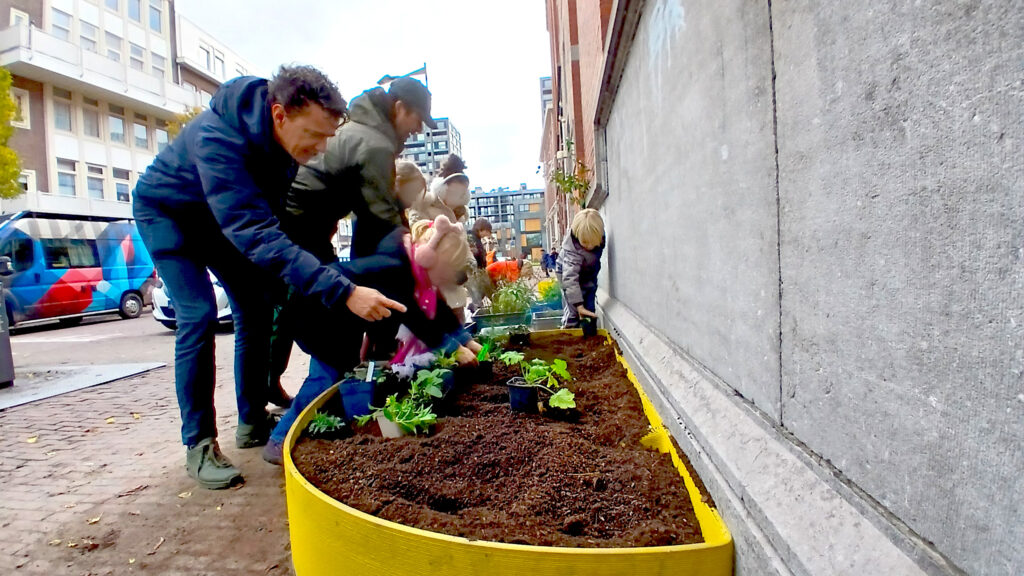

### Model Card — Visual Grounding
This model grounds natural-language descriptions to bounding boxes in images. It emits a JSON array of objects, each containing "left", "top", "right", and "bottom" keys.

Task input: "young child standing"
[
  {"left": 262, "top": 215, "right": 480, "bottom": 464},
  {"left": 559, "top": 209, "right": 605, "bottom": 337}
]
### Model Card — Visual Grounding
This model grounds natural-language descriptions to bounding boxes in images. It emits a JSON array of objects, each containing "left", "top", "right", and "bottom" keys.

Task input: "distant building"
[
  {"left": 398, "top": 117, "right": 461, "bottom": 178},
  {"left": 0, "top": 0, "right": 255, "bottom": 219},
  {"left": 467, "top": 184, "right": 545, "bottom": 261}
]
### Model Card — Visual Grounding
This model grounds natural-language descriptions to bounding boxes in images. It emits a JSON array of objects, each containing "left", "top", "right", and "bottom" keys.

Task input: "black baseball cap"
[{"left": 388, "top": 77, "right": 437, "bottom": 129}]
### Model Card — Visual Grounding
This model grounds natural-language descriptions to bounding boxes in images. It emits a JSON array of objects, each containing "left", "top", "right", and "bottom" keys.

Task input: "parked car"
[
  {"left": 0, "top": 211, "right": 158, "bottom": 327},
  {"left": 151, "top": 271, "right": 233, "bottom": 330}
]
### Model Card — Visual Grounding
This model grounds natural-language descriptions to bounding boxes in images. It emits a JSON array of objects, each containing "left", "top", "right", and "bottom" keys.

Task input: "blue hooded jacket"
[{"left": 133, "top": 77, "right": 352, "bottom": 310}]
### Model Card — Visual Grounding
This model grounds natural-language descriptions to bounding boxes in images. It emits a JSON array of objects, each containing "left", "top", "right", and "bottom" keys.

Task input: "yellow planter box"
[{"left": 284, "top": 330, "right": 733, "bottom": 575}]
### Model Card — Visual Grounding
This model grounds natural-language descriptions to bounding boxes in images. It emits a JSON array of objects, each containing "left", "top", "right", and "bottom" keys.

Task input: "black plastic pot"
[
  {"left": 477, "top": 360, "right": 494, "bottom": 380},
  {"left": 507, "top": 378, "right": 538, "bottom": 413},
  {"left": 508, "top": 331, "right": 531, "bottom": 347}
]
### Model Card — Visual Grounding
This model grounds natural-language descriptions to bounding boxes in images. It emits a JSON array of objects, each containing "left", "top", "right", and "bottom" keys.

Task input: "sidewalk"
[{"left": 0, "top": 351, "right": 310, "bottom": 575}]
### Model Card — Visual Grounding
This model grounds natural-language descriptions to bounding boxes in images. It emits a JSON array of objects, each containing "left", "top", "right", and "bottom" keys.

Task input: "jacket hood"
[
  {"left": 348, "top": 87, "right": 399, "bottom": 148},
  {"left": 210, "top": 76, "right": 277, "bottom": 150}
]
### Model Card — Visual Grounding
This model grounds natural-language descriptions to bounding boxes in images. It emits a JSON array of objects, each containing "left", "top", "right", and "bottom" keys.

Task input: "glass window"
[
  {"left": 155, "top": 128, "right": 168, "bottom": 152},
  {"left": 51, "top": 9, "right": 72, "bottom": 41},
  {"left": 215, "top": 56, "right": 224, "bottom": 78},
  {"left": 0, "top": 237, "right": 34, "bottom": 272},
  {"left": 199, "top": 46, "right": 211, "bottom": 70},
  {"left": 42, "top": 239, "right": 99, "bottom": 269},
  {"left": 116, "top": 182, "right": 130, "bottom": 202},
  {"left": 80, "top": 22, "right": 99, "bottom": 52},
  {"left": 151, "top": 53, "right": 165, "bottom": 78},
  {"left": 129, "top": 43, "right": 145, "bottom": 71},
  {"left": 10, "top": 8, "right": 29, "bottom": 27},
  {"left": 109, "top": 114, "right": 125, "bottom": 144},
  {"left": 87, "top": 165, "right": 105, "bottom": 200},
  {"left": 106, "top": 32, "right": 122, "bottom": 62},
  {"left": 56, "top": 159, "right": 76, "bottom": 196},
  {"left": 148, "top": 1, "right": 161, "bottom": 32},
  {"left": 113, "top": 168, "right": 131, "bottom": 202},
  {"left": 10, "top": 87, "right": 29, "bottom": 129},
  {"left": 128, "top": 0, "right": 141, "bottom": 21},
  {"left": 53, "top": 98, "right": 72, "bottom": 132},
  {"left": 134, "top": 122, "right": 148, "bottom": 148},
  {"left": 82, "top": 107, "right": 100, "bottom": 138},
  {"left": 106, "top": 0, "right": 120, "bottom": 10}
]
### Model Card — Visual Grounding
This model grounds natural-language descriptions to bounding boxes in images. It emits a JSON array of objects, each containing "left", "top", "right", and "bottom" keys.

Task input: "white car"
[{"left": 151, "top": 272, "right": 233, "bottom": 330}]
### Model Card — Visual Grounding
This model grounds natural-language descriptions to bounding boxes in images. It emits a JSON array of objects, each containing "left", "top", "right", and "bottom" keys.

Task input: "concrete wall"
[
  {"left": 772, "top": 2, "right": 1024, "bottom": 574},
  {"left": 604, "top": 0, "right": 782, "bottom": 416},
  {"left": 600, "top": 0, "right": 1023, "bottom": 574}
]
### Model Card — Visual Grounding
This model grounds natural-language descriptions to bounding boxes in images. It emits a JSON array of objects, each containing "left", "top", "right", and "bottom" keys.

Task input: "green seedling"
[
  {"left": 500, "top": 353, "right": 576, "bottom": 409},
  {"left": 307, "top": 411, "right": 345, "bottom": 436},
  {"left": 355, "top": 394, "right": 437, "bottom": 435}
]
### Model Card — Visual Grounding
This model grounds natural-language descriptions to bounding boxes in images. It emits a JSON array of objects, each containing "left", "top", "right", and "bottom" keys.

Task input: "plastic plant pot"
[
  {"left": 473, "top": 307, "right": 532, "bottom": 330},
  {"left": 339, "top": 378, "right": 375, "bottom": 420},
  {"left": 507, "top": 377, "right": 538, "bottom": 413},
  {"left": 531, "top": 310, "right": 562, "bottom": 331},
  {"left": 508, "top": 329, "right": 531, "bottom": 347},
  {"left": 376, "top": 414, "right": 405, "bottom": 439}
]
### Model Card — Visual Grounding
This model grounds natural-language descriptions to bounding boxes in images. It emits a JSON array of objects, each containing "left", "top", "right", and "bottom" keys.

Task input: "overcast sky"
[{"left": 174, "top": 0, "right": 552, "bottom": 190}]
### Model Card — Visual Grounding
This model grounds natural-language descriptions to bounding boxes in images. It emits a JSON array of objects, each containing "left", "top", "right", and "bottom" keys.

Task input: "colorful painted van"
[{"left": 0, "top": 211, "right": 158, "bottom": 327}]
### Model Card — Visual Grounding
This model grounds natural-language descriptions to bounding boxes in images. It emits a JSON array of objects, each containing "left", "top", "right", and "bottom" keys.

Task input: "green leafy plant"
[
  {"left": 346, "top": 363, "right": 388, "bottom": 384},
  {"left": 549, "top": 159, "right": 592, "bottom": 210},
  {"left": 410, "top": 369, "right": 446, "bottom": 401},
  {"left": 0, "top": 68, "right": 23, "bottom": 199},
  {"left": 355, "top": 394, "right": 436, "bottom": 435},
  {"left": 537, "top": 280, "right": 562, "bottom": 305},
  {"left": 307, "top": 411, "right": 345, "bottom": 436},
  {"left": 490, "top": 280, "right": 536, "bottom": 315},
  {"left": 434, "top": 350, "right": 460, "bottom": 369},
  {"left": 500, "top": 353, "right": 576, "bottom": 409}
]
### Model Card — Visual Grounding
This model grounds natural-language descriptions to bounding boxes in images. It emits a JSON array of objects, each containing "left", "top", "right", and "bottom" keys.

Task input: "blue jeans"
[
  {"left": 136, "top": 204, "right": 273, "bottom": 447},
  {"left": 270, "top": 357, "right": 339, "bottom": 442}
]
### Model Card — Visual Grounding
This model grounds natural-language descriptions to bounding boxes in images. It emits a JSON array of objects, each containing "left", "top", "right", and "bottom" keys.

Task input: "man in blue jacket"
[{"left": 133, "top": 66, "right": 405, "bottom": 489}]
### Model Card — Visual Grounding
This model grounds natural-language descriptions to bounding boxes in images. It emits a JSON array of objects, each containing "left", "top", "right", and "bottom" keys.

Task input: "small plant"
[
  {"left": 356, "top": 394, "right": 437, "bottom": 435},
  {"left": 433, "top": 350, "right": 460, "bottom": 369},
  {"left": 490, "top": 280, "right": 536, "bottom": 315},
  {"left": 307, "top": 411, "right": 345, "bottom": 437},
  {"left": 347, "top": 362, "right": 388, "bottom": 384},
  {"left": 410, "top": 369, "right": 446, "bottom": 401},
  {"left": 549, "top": 158, "right": 592, "bottom": 210},
  {"left": 500, "top": 353, "right": 576, "bottom": 409}
]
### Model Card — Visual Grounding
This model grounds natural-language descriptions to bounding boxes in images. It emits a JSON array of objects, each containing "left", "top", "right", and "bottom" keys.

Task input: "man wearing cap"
[{"left": 284, "top": 76, "right": 437, "bottom": 260}]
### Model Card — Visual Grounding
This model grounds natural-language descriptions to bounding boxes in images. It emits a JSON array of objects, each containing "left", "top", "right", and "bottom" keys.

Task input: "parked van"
[{"left": 0, "top": 211, "right": 158, "bottom": 327}]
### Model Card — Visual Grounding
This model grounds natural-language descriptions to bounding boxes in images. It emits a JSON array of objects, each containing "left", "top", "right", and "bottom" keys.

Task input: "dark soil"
[{"left": 291, "top": 333, "right": 705, "bottom": 548}]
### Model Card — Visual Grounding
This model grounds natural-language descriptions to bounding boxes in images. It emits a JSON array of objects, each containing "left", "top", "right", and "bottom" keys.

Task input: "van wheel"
[{"left": 119, "top": 292, "right": 144, "bottom": 319}]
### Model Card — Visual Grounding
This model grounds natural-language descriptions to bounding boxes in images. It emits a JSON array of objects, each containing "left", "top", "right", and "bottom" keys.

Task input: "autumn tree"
[
  {"left": 167, "top": 106, "right": 203, "bottom": 140},
  {"left": 0, "top": 68, "right": 23, "bottom": 199}
]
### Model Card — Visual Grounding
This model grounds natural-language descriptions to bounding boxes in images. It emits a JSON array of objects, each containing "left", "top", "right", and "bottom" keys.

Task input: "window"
[
  {"left": 113, "top": 168, "right": 131, "bottom": 202},
  {"left": 199, "top": 46, "right": 211, "bottom": 71},
  {"left": 42, "top": 239, "right": 99, "bottom": 269},
  {"left": 235, "top": 66, "right": 246, "bottom": 78},
  {"left": 53, "top": 89, "right": 73, "bottom": 132},
  {"left": 10, "top": 8, "right": 29, "bottom": 27},
  {"left": 106, "top": 32, "right": 122, "bottom": 62},
  {"left": 129, "top": 43, "right": 145, "bottom": 71},
  {"left": 10, "top": 88, "right": 29, "bottom": 129},
  {"left": 183, "top": 81, "right": 197, "bottom": 93},
  {"left": 17, "top": 170, "right": 34, "bottom": 195},
  {"left": 51, "top": 9, "right": 72, "bottom": 41},
  {"left": 80, "top": 21, "right": 99, "bottom": 52},
  {"left": 155, "top": 128, "right": 168, "bottom": 152},
  {"left": 148, "top": 0, "right": 161, "bottom": 32},
  {"left": 108, "top": 105, "right": 126, "bottom": 144},
  {"left": 106, "top": 0, "right": 120, "bottom": 10},
  {"left": 128, "top": 0, "right": 141, "bottom": 21},
  {"left": 86, "top": 164, "right": 105, "bottom": 200},
  {"left": 0, "top": 236, "right": 34, "bottom": 272},
  {"left": 151, "top": 53, "right": 165, "bottom": 78},
  {"left": 134, "top": 121, "right": 148, "bottom": 148},
  {"left": 56, "top": 159, "right": 77, "bottom": 196},
  {"left": 215, "top": 55, "right": 225, "bottom": 78},
  {"left": 82, "top": 108, "right": 100, "bottom": 138}
]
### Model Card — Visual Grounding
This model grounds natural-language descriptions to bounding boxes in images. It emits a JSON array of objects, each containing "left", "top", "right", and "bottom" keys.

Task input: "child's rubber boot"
[{"left": 186, "top": 438, "right": 242, "bottom": 490}]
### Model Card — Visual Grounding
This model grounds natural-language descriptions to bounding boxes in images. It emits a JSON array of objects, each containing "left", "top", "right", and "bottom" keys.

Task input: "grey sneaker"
[
  {"left": 235, "top": 415, "right": 274, "bottom": 449},
  {"left": 185, "top": 438, "right": 242, "bottom": 490},
  {"left": 262, "top": 438, "right": 284, "bottom": 466}
]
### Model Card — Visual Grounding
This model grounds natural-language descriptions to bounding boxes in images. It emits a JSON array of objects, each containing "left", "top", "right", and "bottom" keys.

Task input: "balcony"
[{"left": 0, "top": 24, "right": 201, "bottom": 116}]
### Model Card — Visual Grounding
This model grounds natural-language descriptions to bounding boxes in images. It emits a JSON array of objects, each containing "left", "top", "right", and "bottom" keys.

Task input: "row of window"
[
  {"left": 55, "top": 159, "right": 134, "bottom": 203},
  {"left": 53, "top": 0, "right": 164, "bottom": 36},
  {"left": 51, "top": 89, "right": 169, "bottom": 153},
  {"left": 51, "top": 6, "right": 167, "bottom": 78},
  {"left": 0, "top": 236, "right": 101, "bottom": 271}
]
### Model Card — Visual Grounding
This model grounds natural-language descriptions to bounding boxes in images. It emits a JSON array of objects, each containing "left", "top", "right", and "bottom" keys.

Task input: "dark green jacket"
[{"left": 285, "top": 87, "right": 405, "bottom": 260}]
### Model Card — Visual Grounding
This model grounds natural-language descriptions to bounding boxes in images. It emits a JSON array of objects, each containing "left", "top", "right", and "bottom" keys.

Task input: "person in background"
[
  {"left": 540, "top": 250, "right": 551, "bottom": 277},
  {"left": 262, "top": 215, "right": 481, "bottom": 464},
  {"left": 466, "top": 217, "right": 493, "bottom": 310},
  {"left": 559, "top": 209, "right": 606, "bottom": 337},
  {"left": 486, "top": 257, "right": 522, "bottom": 285},
  {"left": 132, "top": 66, "right": 404, "bottom": 490},
  {"left": 549, "top": 249, "right": 559, "bottom": 273}
]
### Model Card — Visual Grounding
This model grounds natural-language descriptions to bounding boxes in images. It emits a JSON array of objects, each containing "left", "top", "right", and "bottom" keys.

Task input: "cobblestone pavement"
[{"left": 0, "top": 315, "right": 310, "bottom": 575}]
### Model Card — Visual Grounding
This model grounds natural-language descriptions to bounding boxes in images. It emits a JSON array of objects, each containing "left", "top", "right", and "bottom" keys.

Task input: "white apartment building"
[
  {"left": 0, "top": 0, "right": 254, "bottom": 219},
  {"left": 398, "top": 117, "right": 462, "bottom": 178}
]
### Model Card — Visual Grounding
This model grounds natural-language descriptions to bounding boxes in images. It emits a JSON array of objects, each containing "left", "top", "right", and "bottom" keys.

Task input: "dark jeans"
[
  {"left": 270, "top": 357, "right": 339, "bottom": 442},
  {"left": 135, "top": 203, "right": 274, "bottom": 447},
  {"left": 562, "top": 286, "right": 598, "bottom": 337}
]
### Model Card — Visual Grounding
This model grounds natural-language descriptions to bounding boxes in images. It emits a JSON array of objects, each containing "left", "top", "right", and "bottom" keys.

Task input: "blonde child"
[{"left": 559, "top": 209, "right": 606, "bottom": 337}]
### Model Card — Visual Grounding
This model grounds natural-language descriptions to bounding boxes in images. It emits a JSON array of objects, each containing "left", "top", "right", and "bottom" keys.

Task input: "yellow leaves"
[
  {"left": 26, "top": 435, "right": 38, "bottom": 443},
  {"left": 177, "top": 491, "right": 191, "bottom": 499},
  {"left": 87, "top": 513, "right": 102, "bottom": 525},
  {"left": 105, "top": 417, "right": 116, "bottom": 424}
]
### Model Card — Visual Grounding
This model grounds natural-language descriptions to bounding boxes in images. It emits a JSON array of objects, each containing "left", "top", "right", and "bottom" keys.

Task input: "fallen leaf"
[
  {"left": 48, "top": 539, "right": 61, "bottom": 546},
  {"left": 63, "top": 503, "right": 76, "bottom": 509},
  {"left": 128, "top": 558, "right": 136, "bottom": 564},
  {"left": 46, "top": 451, "right": 56, "bottom": 457},
  {"left": 177, "top": 491, "right": 191, "bottom": 499},
  {"left": 128, "top": 510, "right": 141, "bottom": 516},
  {"left": 132, "top": 413, "right": 142, "bottom": 420},
  {"left": 26, "top": 436, "right": 38, "bottom": 444},
  {"left": 146, "top": 537, "right": 165, "bottom": 555},
  {"left": 67, "top": 542, "right": 78, "bottom": 548},
  {"left": 87, "top": 513, "right": 102, "bottom": 525},
  {"left": 215, "top": 505, "right": 222, "bottom": 511},
  {"left": 116, "top": 484, "right": 149, "bottom": 498},
  {"left": 105, "top": 417, "right": 115, "bottom": 424}
]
